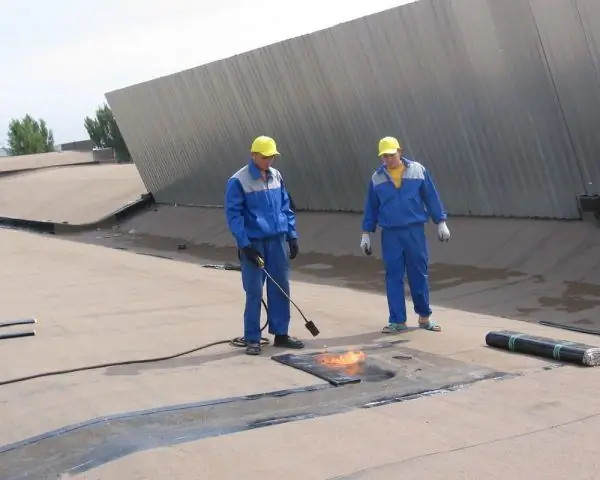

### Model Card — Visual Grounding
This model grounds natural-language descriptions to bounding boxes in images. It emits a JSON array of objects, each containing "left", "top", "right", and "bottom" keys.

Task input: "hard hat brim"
[
  {"left": 378, "top": 148, "right": 398, "bottom": 157},
  {"left": 250, "top": 148, "right": 280, "bottom": 156},
  {"left": 258, "top": 149, "right": 280, "bottom": 157}
]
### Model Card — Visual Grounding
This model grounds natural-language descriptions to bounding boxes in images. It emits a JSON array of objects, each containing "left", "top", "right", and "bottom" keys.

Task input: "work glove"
[
  {"left": 360, "top": 233, "right": 372, "bottom": 256},
  {"left": 288, "top": 238, "right": 299, "bottom": 259},
  {"left": 437, "top": 221, "right": 451, "bottom": 242},
  {"left": 242, "top": 245, "right": 262, "bottom": 267}
]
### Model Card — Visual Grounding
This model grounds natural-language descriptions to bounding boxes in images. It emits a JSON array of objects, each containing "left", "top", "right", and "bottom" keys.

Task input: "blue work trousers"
[
  {"left": 381, "top": 223, "right": 433, "bottom": 323},
  {"left": 240, "top": 234, "right": 291, "bottom": 343}
]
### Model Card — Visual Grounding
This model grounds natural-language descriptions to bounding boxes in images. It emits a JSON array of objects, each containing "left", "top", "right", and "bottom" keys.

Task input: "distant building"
[{"left": 60, "top": 139, "right": 95, "bottom": 152}]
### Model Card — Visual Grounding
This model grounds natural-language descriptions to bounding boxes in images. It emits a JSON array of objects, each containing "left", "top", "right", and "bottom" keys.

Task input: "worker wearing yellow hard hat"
[
  {"left": 360, "top": 136, "right": 451, "bottom": 334},
  {"left": 224, "top": 135, "right": 303, "bottom": 356}
]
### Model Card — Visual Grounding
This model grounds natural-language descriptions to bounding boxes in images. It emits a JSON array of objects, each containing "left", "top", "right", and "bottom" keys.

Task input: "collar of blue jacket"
[
  {"left": 248, "top": 159, "right": 273, "bottom": 180},
  {"left": 375, "top": 156, "right": 411, "bottom": 175}
]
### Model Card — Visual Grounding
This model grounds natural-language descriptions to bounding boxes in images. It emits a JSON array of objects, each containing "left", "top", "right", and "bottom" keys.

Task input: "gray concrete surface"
[
  {"left": 1, "top": 223, "right": 599, "bottom": 479},
  {"left": 0, "top": 163, "right": 147, "bottom": 224},
  {"left": 0, "top": 151, "right": 95, "bottom": 173}
]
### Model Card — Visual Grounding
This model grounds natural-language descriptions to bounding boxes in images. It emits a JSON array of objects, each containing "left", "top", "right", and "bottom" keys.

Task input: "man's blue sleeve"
[
  {"left": 225, "top": 178, "right": 251, "bottom": 249},
  {"left": 420, "top": 169, "right": 448, "bottom": 224},
  {"left": 361, "top": 179, "right": 380, "bottom": 232},
  {"left": 281, "top": 179, "right": 298, "bottom": 240}
]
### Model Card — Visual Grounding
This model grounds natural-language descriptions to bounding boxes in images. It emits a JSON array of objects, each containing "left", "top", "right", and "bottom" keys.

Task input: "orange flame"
[{"left": 316, "top": 350, "right": 367, "bottom": 367}]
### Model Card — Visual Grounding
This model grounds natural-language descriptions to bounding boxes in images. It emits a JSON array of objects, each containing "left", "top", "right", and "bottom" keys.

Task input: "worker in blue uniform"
[
  {"left": 360, "top": 136, "right": 451, "bottom": 334},
  {"left": 225, "top": 135, "right": 305, "bottom": 355}
]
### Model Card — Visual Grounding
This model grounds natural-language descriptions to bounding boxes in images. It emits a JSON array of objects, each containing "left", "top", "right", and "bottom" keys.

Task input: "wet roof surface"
[{"left": 65, "top": 203, "right": 600, "bottom": 335}]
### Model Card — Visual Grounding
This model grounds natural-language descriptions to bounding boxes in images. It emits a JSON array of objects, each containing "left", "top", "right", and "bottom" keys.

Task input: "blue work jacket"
[
  {"left": 362, "top": 157, "right": 447, "bottom": 232},
  {"left": 225, "top": 159, "right": 298, "bottom": 249}
]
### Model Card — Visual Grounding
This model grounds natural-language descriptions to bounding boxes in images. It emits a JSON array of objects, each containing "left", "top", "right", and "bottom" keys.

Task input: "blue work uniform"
[
  {"left": 361, "top": 158, "right": 447, "bottom": 324},
  {"left": 225, "top": 160, "right": 298, "bottom": 343}
]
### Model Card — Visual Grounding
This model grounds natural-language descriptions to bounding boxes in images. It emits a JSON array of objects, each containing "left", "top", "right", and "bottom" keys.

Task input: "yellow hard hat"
[
  {"left": 378, "top": 136, "right": 401, "bottom": 156},
  {"left": 251, "top": 136, "right": 280, "bottom": 157}
]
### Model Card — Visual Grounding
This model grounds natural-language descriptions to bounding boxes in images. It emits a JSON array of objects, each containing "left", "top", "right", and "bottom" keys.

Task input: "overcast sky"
[{"left": 0, "top": 0, "right": 415, "bottom": 145}]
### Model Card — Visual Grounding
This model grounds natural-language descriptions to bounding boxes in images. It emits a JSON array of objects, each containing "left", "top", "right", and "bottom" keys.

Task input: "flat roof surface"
[
  {"left": 0, "top": 163, "right": 147, "bottom": 224},
  {"left": 1, "top": 225, "right": 599, "bottom": 479},
  {"left": 76, "top": 204, "right": 600, "bottom": 331},
  {"left": 0, "top": 151, "right": 94, "bottom": 173}
]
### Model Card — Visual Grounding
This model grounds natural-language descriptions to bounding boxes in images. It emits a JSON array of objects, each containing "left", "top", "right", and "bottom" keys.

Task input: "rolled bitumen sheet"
[{"left": 485, "top": 330, "right": 600, "bottom": 366}]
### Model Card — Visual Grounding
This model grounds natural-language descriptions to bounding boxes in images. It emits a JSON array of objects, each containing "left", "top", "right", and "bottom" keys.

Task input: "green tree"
[
  {"left": 7, "top": 114, "right": 55, "bottom": 156},
  {"left": 84, "top": 103, "right": 131, "bottom": 162}
]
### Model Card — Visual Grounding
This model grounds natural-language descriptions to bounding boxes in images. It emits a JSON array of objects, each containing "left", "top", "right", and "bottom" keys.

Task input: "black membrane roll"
[{"left": 485, "top": 330, "right": 600, "bottom": 366}]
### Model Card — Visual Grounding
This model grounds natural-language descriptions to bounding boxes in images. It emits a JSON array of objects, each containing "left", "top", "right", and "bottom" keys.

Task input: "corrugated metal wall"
[{"left": 105, "top": 0, "right": 600, "bottom": 219}]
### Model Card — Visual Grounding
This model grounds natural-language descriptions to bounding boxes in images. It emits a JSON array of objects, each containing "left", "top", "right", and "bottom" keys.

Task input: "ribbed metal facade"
[{"left": 106, "top": 0, "right": 600, "bottom": 219}]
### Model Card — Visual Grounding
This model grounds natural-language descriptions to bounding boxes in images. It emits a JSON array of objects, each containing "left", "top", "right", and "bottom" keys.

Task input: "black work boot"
[
  {"left": 273, "top": 335, "right": 305, "bottom": 349},
  {"left": 245, "top": 342, "right": 262, "bottom": 356}
]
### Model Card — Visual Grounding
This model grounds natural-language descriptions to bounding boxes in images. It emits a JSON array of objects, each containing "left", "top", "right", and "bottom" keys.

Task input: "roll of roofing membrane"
[{"left": 485, "top": 330, "right": 600, "bottom": 366}]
